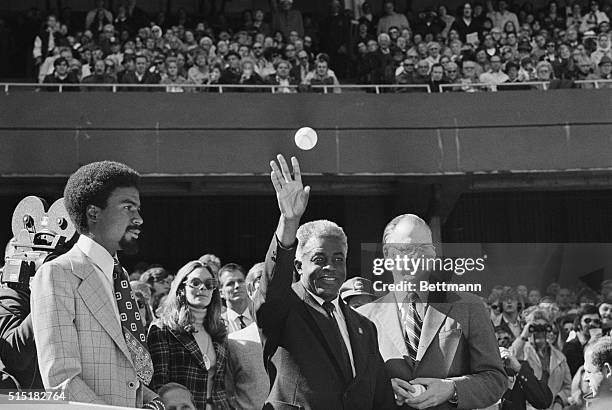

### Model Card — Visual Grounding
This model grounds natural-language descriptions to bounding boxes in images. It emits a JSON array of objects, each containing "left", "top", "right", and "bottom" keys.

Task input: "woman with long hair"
[{"left": 147, "top": 260, "right": 230, "bottom": 409}]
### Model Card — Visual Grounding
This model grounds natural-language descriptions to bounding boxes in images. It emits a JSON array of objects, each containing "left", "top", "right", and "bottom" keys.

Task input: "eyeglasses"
[
  {"left": 387, "top": 244, "right": 436, "bottom": 258},
  {"left": 185, "top": 278, "right": 218, "bottom": 291},
  {"left": 584, "top": 318, "right": 601, "bottom": 325}
]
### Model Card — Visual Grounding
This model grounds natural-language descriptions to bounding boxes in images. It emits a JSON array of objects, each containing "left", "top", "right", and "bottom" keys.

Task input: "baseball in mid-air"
[
  {"left": 294, "top": 127, "right": 318, "bottom": 150},
  {"left": 410, "top": 384, "right": 426, "bottom": 397}
]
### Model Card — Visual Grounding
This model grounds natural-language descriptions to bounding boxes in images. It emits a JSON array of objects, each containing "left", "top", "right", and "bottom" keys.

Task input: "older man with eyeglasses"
[{"left": 358, "top": 214, "right": 506, "bottom": 409}]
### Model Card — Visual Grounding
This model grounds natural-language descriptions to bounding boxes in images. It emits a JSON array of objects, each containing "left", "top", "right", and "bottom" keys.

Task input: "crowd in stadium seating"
[{"left": 2, "top": 0, "right": 611, "bottom": 91}]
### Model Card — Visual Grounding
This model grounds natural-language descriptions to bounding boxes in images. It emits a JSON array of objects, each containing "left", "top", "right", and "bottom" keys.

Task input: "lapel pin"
[{"left": 358, "top": 328, "right": 363, "bottom": 335}]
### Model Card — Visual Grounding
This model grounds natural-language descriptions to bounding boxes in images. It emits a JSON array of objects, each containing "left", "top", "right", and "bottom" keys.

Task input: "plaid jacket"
[
  {"left": 148, "top": 323, "right": 231, "bottom": 409},
  {"left": 30, "top": 245, "right": 158, "bottom": 406}
]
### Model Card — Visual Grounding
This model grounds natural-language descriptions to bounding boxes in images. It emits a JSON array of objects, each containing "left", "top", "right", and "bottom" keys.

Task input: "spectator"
[
  {"left": 395, "top": 55, "right": 416, "bottom": 87},
  {"left": 238, "top": 58, "right": 266, "bottom": 91},
  {"left": 148, "top": 260, "right": 230, "bottom": 409},
  {"left": 291, "top": 50, "right": 312, "bottom": 84},
  {"left": 412, "top": 59, "right": 431, "bottom": 84},
  {"left": 574, "top": 56, "right": 594, "bottom": 80},
  {"left": 33, "top": 14, "right": 64, "bottom": 74},
  {"left": 529, "top": 289, "right": 543, "bottom": 306},
  {"left": 158, "top": 382, "right": 196, "bottom": 410},
  {"left": 459, "top": 59, "right": 481, "bottom": 91},
  {"left": 305, "top": 58, "right": 340, "bottom": 93},
  {"left": 425, "top": 41, "right": 442, "bottom": 66},
  {"left": 81, "top": 58, "right": 114, "bottom": 90},
  {"left": 252, "top": 9, "right": 271, "bottom": 37},
  {"left": 130, "top": 280, "right": 155, "bottom": 328},
  {"left": 511, "top": 308, "right": 572, "bottom": 409},
  {"left": 161, "top": 58, "right": 188, "bottom": 92},
  {"left": 413, "top": 8, "right": 445, "bottom": 39},
  {"left": 320, "top": 0, "right": 351, "bottom": 79},
  {"left": 141, "top": 266, "right": 172, "bottom": 298},
  {"left": 580, "top": 1, "right": 610, "bottom": 34},
  {"left": 535, "top": 60, "right": 554, "bottom": 82},
  {"left": 496, "top": 289, "right": 523, "bottom": 339},
  {"left": 120, "top": 54, "right": 161, "bottom": 91},
  {"left": 339, "top": 277, "right": 376, "bottom": 309},
  {"left": 428, "top": 62, "right": 446, "bottom": 92},
  {"left": 498, "top": 343, "right": 554, "bottom": 410},
  {"left": 187, "top": 51, "right": 209, "bottom": 86},
  {"left": 444, "top": 60, "right": 461, "bottom": 83},
  {"left": 220, "top": 51, "right": 242, "bottom": 84},
  {"left": 583, "top": 336, "right": 612, "bottom": 407},
  {"left": 563, "top": 305, "right": 602, "bottom": 376},
  {"left": 451, "top": 3, "right": 482, "bottom": 44},
  {"left": 590, "top": 33, "right": 612, "bottom": 66},
  {"left": 377, "top": 1, "right": 410, "bottom": 35},
  {"left": 566, "top": 366, "right": 590, "bottom": 410},
  {"left": 85, "top": 0, "right": 113, "bottom": 35},
  {"left": 267, "top": 59, "right": 298, "bottom": 93},
  {"left": 218, "top": 263, "right": 255, "bottom": 333},
  {"left": 245, "top": 262, "right": 264, "bottom": 298},
  {"left": 591, "top": 55, "right": 612, "bottom": 84},
  {"left": 566, "top": 3, "right": 584, "bottom": 30},
  {"left": 494, "top": 0, "right": 519, "bottom": 32},
  {"left": 438, "top": 5, "right": 456, "bottom": 39},
  {"left": 271, "top": 0, "right": 304, "bottom": 39},
  {"left": 42, "top": 57, "right": 80, "bottom": 91}
]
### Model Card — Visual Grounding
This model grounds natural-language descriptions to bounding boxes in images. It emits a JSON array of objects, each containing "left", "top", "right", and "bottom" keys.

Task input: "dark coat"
[
  {"left": 500, "top": 361, "right": 553, "bottom": 410},
  {"left": 120, "top": 71, "right": 161, "bottom": 91},
  {"left": 256, "top": 236, "right": 395, "bottom": 410},
  {"left": 147, "top": 323, "right": 231, "bottom": 409},
  {"left": 0, "top": 286, "right": 43, "bottom": 390}
]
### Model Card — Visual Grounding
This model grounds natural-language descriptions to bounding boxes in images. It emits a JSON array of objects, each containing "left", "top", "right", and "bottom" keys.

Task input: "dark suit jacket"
[
  {"left": 256, "top": 236, "right": 395, "bottom": 410},
  {"left": 120, "top": 71, "right": 161, "bottom": 91},
  {"left": 147, "top": 323, "right": 231, "bottom": 409},
  {"left": 500, "top": 360, "right": 552, "bottom": 410},
  {"left": 358, "top": 288, "right": 506, "bottom": 410},
  {"left": 0, "top": 287, "right": 43, "bottom": 390}
]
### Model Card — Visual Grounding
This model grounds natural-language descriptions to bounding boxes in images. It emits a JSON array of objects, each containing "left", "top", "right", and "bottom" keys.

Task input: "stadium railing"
[{"left": 1, "top": 80, "right": 610, "bottom": 93}]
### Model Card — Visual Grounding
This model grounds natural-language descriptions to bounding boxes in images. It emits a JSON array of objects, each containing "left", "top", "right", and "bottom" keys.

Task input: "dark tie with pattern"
[
  {"left": 322, "top": 301, "right": 353, "bottom": 380},
  {"left": 403, "top": 293, "right": 423, "bottom": 363},
  {"left": 238, "top": 315, "right": 247, "bottom": 329},
  {"left": 113, "top": 257, "right": 154, "bottom": 385}
]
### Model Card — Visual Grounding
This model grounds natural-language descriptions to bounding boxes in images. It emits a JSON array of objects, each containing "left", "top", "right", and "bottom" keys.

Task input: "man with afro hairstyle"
[{"left": 30, "top": 161, "right": 163, "bottom": 409}]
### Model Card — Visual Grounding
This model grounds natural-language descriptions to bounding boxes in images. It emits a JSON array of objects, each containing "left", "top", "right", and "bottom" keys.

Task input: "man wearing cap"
[
  {"left": 220, "top": 51, "right": 242, "bottom": 84},
  {"left": 340, "top": 277, "right": 377, "bottom": 309},
  {"left": 358, "top": 214, "right": 505, "bottom": 409}
]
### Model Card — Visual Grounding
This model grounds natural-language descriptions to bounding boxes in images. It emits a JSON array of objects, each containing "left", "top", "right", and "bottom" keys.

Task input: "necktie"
[
  {"left": 238, "top": 315, "right": 247, "bottom": 329},
  {"left": 403, "top": 293, "right": 423, "bottom": 363},
  {"left": 322, "top": 301, "right": 353, "bottom": 380},
  {"left": 113, "top": 257, "right": 154, "bottom": 385}
]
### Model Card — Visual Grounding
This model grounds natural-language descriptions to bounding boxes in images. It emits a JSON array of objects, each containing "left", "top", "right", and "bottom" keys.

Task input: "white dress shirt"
[
  {"left": 226, "top": 305, "right": 254, "bottom": 334},
  {"left": 306, "top": 290, "right": 356, "bottom": 377},
  {"left": 76, "top": 235, "right": 120, "bottom": 321}
]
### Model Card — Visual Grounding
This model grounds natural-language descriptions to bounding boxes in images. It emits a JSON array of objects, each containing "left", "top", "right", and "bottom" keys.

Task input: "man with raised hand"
[{"left": 256, "top": 154, "right": 394, "bottom": 410}]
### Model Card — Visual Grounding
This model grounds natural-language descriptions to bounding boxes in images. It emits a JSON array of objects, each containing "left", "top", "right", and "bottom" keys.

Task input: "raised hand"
[{"left": 270, "top": 154, "right": 310, "bottom": 222}]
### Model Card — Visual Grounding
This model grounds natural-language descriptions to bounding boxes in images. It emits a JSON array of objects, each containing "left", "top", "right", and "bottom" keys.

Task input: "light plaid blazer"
[{"left": 30, "top": 245, "right": 157, "bottom": 407}]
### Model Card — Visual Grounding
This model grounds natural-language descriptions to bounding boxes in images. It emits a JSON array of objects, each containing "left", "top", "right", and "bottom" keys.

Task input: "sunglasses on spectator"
[
  {"left": 254, "top": 46, "right": 262, "bottom": 49},
  {"left": 185, "top": 278, "right": 218, "bottom": 291},
  {"left": 583, "top": 318, "right": 601, "bottom": 325}
]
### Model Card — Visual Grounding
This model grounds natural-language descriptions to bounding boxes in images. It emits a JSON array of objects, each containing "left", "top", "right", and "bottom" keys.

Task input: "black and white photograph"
[{"left": 0, "top": 0, "right": 612, "bottom": 409}]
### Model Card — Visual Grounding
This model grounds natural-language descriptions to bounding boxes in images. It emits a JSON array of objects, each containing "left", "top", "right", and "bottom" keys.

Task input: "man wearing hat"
[
  {"left": 340, "top": 277, "right": 377, "bottom": 309},
  {"left": 587, "top": 55, "right": 612, "bottom": 86},
  {"left": 221, "top": 51, "right": 243, "bottom": 84}
]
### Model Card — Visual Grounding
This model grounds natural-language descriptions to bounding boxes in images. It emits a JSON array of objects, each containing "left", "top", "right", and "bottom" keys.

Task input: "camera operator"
[
  {"left": 510, "top": 308, "right": 571, "bottom": 410},
  {"left": 495, "top": 327, "right": 553, "bottom": 409},
  {"left": 0, "top": 239, "right": 42, "bottom": 390}
]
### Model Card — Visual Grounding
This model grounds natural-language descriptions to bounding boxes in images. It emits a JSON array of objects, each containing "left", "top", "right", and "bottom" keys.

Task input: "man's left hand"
[{"left": 403, "top": 378, "right": 455, "bottom": 409}]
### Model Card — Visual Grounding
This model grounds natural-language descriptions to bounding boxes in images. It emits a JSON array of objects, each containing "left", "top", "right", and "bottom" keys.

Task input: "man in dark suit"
[
  {"left": 120, "top": 55, "right": 161, "bottom": 91},
  {"left": 358, "top": 214, "right": 506, "bottom": 409},
  {"left": 256, "top": 154, "right": 395, "bottom": 410}
]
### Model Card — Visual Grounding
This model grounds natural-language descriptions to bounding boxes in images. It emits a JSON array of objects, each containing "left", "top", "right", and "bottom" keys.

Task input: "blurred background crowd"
[{"left": 0, "top": 0, "right": 610, "bottom": 91}]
